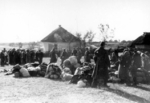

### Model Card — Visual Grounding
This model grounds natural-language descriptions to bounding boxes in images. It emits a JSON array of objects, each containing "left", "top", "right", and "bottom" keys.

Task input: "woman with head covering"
[{"left": 118, "top": 47, "right": 132, "bottom": 85}]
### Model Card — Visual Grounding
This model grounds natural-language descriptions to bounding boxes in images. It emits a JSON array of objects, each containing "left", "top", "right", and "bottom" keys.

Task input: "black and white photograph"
[{"left": 0, "top": 0, "right": 150, "bottom": 103}]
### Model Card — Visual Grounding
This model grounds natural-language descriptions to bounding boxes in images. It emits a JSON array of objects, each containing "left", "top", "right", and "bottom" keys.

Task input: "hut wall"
[{"left": 42, "top": 42, "right": 79, "bottom": 52}]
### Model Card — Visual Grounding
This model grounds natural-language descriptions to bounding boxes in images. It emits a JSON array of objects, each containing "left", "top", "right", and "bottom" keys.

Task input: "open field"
[
  {"left": 0, "top": 70, "right": 150, "bottom": 103},
  {"left": 0, "top": 58, "right": 149, "bottom": 103}
]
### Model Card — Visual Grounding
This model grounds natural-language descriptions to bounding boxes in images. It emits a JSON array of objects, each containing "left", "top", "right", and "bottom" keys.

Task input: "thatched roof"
[
  {"left": 128, "top": 32, "right": 150, "bottom": 47},
  {"left": 41, "top": 25, "right": 80, "bottom": 42}
]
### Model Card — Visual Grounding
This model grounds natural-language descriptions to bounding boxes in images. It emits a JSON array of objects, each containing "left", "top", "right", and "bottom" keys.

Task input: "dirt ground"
[{"left": 0, "top": 58, "right": 150, "bottom": 103}]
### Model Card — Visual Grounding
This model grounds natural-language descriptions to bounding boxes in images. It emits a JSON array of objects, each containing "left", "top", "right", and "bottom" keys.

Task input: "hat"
[{"left": 100, "top": 41, "right": 105, "bottom": 46}]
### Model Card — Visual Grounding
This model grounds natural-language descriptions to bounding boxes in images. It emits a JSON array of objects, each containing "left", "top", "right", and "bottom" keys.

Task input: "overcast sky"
[{"left": 0, "top": 0, "right": 150, "bottom": 43}]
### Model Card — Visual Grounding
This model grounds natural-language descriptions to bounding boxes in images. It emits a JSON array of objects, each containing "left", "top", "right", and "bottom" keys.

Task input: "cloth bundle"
[
  {"left": 45, "top": 63, "right": 62, "bottom": 79},
  {"left": 61, "top": 67, "right": 73, "bottom": 81},
  {"left": 38, "top": 62, "right": 48, "bottom": 77},
  {"left": 12, "top": 64, "right": 30, "bottom": 77},
  {"left": 63, "top": 56, "right": 80, "bottom": 74},
  {"left": 70, "top": 63, "right": 93, "bottom": 86}
]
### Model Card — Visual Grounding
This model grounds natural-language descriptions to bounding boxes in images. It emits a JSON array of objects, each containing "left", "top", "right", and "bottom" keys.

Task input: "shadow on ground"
[
  {"left": 133, "top": 85, "right": 150, "bottom": 92},
  {"left": 105, "top": 87, "right": 150, "bottom": 103}
]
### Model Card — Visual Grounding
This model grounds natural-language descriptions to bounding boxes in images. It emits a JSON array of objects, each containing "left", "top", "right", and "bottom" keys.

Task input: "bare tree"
[
  {"left": 83, "top": 30, "right": 95, "bottom": 46},
  {"left": 98, "top": 24, "right": 115, "bottom": 41},
  {"left": 75, "top": 31, "right": 95, "bottom": 48}
]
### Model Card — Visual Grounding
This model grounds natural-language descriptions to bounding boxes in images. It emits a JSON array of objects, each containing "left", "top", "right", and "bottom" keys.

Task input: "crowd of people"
[
  {"left": 49, "top": 42, "right": 150, "bottom": 87},
  {"left": 0, "top": 48, "right": 44, "bottom": 66},
  {"left": 1, "top": 42, "right": 150, "bottom": 88}
]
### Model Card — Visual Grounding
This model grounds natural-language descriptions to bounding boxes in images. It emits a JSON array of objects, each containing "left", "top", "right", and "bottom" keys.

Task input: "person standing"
[
  {"left": 72, "top": 48, "right": 77, "bottom": 56},
  {"left": 30, "top": 50, "right": 34, "bottom": 63},
  {"left": 130, "top": 50, "right": 141, "bottom": 86},
  {"left": 12, "top": 49, "right": 16, "bottom": 65},
  {"left": 92, "top": 42, "right": 110, "bottom": 87},
  {"left": 3, "top": 48, "right": 8, "bottom": 65},
  {"left": 76, "top": 48, "right": 82, "bottom": 64},
  {"left": 26, "top": 50, "right": 31, "bottom": 63},
  {"left": 61, "top": 49, "right": 68, "bottom": 65},
  {"left": 38, "top": 50, "right": 44, "bottom": 64},
  {"left": 50, "top": 47, "right": 57, "bottom": 63},
  {"left": 118, "top": 48, "right": 132, "bottom": 85},
  {"left": 84, "top": 47, "right": 91, "bottom": 63},
  {"left": 0, "top": 50, "right": 5, "bottom": 66},
  {"left": 141, "top": 52, "right": 150, "bottom": 83}
]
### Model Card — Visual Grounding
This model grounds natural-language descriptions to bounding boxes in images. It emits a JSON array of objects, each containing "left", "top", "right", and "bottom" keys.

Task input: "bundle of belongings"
[
  {"left": 63, "top": 56, "right": 80, "bottom": 74},
  {"left": 45, "top": 63, "right": 62, "bottom": 80},
  {"left": 61, "top": 67, "right": 73, "bottom": 81},
  {"left": 108, "top": 70, "right": 120, "bottom": 83},
  {"left": 38, "top": 62, "right": 48, "bottom": 77},
  {"left": 5, "top": 62, "right": 48, "bottom": 78},
  {"left": 70, "top": 62, "right": 94, "bottom": 87},
  {"left": 61, "top": 56, "right": 81, "bottom": 81}
]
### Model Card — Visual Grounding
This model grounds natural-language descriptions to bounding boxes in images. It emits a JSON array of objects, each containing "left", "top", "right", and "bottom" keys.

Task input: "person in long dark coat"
[
  {"left": 50, "top": 47, "right": 57, "bottom": 63},
  {"left": 8, "top": 49, "right": 13, "bottom": 65},
  {"left": 20, "top": 50, "right": 26, "bottom": 65},
  {"left": 84, "top": 47, "right": 91, "bottom": 63},
  {"left": 30, "top": 50, "right": 34, "bottom": 63},
  {"left": 15, "top": 49, "right": 21, "bottom": 64},
  {"left": 72, "top": 48, "right": 77, "bottom": 56},
  {"left": 26, "top": 50, "right": 31, "bottom": 63},
  {"left": 92, "top": 42, "right": 110, "bottom": 87},
  {"left": 130, "top": 50, "right": 141, "bottom": 86},
  {"left": 12, "top": 49, "right": 16, "bottom": 65},
  {"left": 35, "top": 50, "right": 39, "bottom": 61},
  {"left": 0, "top": 50, "right": 5, "bottom": 66},
  {"left": 38, "top": 50, "right": 44, "bottom": 64},
  {"left": 118, "top": 48, "right": 132, "bottom": 85},
  {"left": 61, "top": 49, "right": 68, "bottom": 65},
  {"left": 76, "top": 48, "right": 82, "bottom": 64}
]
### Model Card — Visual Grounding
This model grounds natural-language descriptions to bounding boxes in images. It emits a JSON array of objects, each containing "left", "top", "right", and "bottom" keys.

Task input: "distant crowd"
[
  {"left": 0, "top": 48, "right": 44, "bottom": 66},
  {"left": 0, "top": 47, "right": 87, "bottom": 67}
]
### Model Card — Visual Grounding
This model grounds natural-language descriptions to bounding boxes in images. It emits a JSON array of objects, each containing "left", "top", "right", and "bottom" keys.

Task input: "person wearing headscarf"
[
  {"left": 130, "top": 50, "right": 141, "bottom": 86},
  {"left": 92, "top": 41, "right": 110, "bottom": 87},
  {"left": 118, "top": 48, "right": 132, "bottom": 85},
  {"left": 141, "top": 51, "right": 150, "bottom": 83}
]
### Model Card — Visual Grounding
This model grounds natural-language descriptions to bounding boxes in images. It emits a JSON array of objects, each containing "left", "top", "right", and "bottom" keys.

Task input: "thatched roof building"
[
  {"left": 41, "top": 25, "right": 80, "bottom": 43},
  {"left": 41, "top": 25, "right": 80, "bottom": 52},
  {"left": 128, "top": 32, "right": 150, "bottom": 49}
]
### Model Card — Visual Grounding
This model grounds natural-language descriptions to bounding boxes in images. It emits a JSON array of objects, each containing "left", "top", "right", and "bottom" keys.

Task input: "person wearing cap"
[{"left": 92, "top": 41, "right": 110, "bottom": 87}]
